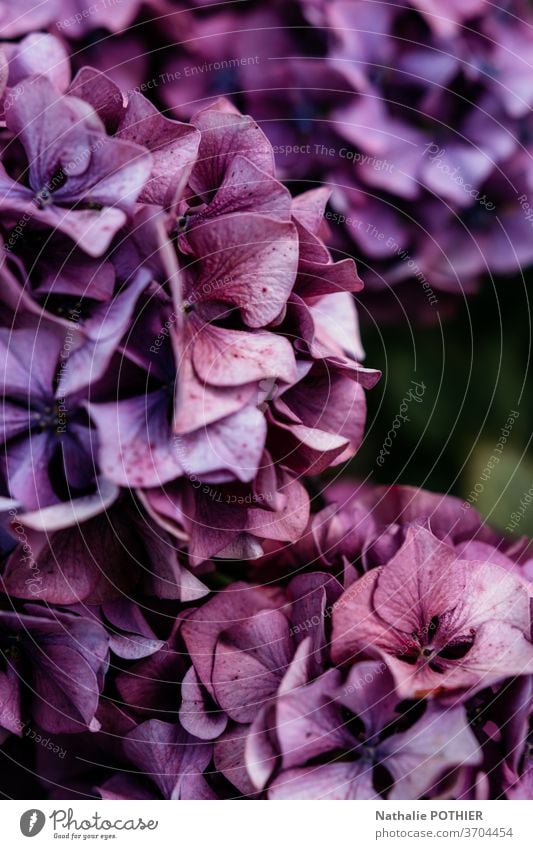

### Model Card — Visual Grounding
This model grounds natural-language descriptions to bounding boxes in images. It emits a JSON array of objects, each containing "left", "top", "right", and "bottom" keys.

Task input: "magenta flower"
[{"left": 332, "top": 526, "right": 533, "bottom": 700}]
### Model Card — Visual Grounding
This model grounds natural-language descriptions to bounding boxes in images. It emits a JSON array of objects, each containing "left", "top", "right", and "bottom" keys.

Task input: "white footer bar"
[{"left": 4, "top": 800, "right": 531, "bottom": 848}]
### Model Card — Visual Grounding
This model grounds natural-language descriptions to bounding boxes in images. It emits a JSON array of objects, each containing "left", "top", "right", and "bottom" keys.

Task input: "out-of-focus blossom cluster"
[
  {"left": 163, "top": 0, "right": 533, "bottom": 306},
  {"left": 5, "top": 0, "right": 532, "bottom": 309},
  {"left": 1, "top": 482, "right": 531, "bottom": 799}
]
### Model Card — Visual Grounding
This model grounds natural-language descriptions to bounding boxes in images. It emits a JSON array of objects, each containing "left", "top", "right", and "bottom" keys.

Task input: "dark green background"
[{"left": 343, "top": 271, "right": 533, "bottom": 536}]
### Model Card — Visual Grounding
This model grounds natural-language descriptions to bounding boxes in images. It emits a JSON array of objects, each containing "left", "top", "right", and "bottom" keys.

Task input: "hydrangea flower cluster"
[
  {"left": 0, "top": 6, "right": 532, "bottom": 805},
  {"left": 6, "top": 0, "right": 531, "bottom": 305},
  {"left": 1, "top": 480, "right": 531, "bottom": 800},
  {"left": 0, "top": 36, "right": 378, "bottom": 573}
]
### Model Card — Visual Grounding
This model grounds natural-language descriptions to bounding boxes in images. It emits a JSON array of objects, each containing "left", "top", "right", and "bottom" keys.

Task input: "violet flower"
[
  {"left": 0, "top": 324, "right": 98, "bottom": 510},
  {"left": 0, "top": 603, "right": 109, "bottom": 735},
  {"left": 98, "top": 719, "right": 216, "bottom": 800},
  {"left": 0, "top": 74, "right": 151, "bottom": 255},
  {"left": 253, "top": 660, "right": 481, "bottom": 799}
]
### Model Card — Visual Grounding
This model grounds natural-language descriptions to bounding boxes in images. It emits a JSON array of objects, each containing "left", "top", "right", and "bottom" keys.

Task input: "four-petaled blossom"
[{"left": 332, "top": 526, "right": 533, "bottom": 699}]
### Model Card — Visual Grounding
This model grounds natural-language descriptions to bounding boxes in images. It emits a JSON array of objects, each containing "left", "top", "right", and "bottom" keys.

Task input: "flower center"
[
  {"left": 33, "top": 167, "right": 68, "bottom": 208},
  {"left": 31, "top": 403, "right": 67, "bottom": 435},
  {"left": 396, "top": 616, "right": 475, "bottom": 673}
]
